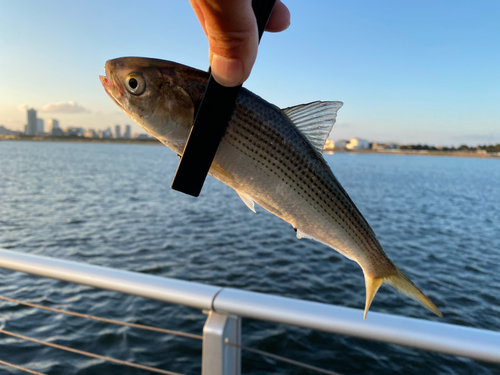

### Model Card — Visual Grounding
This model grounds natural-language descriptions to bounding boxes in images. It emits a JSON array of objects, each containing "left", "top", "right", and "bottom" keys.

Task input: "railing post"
[{"left": 202, "top": 311, "right": 241, "bottom": 375}]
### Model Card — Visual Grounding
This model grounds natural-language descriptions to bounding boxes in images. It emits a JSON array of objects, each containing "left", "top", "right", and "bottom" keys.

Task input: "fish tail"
[{"left": 363, "top": 267, "right": 442, "bottom": 319}]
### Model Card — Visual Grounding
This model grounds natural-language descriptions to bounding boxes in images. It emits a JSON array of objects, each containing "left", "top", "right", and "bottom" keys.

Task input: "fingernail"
[{"left": 210, "top": 54, "right": 244, "bottom": 87}]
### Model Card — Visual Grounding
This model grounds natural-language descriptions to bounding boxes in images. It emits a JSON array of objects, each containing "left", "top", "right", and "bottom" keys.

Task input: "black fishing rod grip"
[{"left": 171, "top": 0, "right": 277, "bottom": 197}]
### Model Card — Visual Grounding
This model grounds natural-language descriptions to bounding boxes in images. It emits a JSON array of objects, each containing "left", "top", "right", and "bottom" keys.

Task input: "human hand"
[{"left": 189, "top": 0, "right": 290, "bottom": 87}]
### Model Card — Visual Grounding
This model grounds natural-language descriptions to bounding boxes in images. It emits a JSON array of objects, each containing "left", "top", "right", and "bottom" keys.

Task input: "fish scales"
[
  {"left": 100, "top": 56, "right": 442, "bottom": 318},
  {"left": 219, "top": 89, "right": 389, "bottom": 270}
]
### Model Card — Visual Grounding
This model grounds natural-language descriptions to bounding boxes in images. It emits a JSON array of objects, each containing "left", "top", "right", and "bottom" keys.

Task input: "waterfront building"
[
  {"left": 66, "top": 127, "right": 85, "bottom": 137},
  {"left": 372, "top": 142, "right": 398, "bottom": 150},
  {"left": 323, "top": 139, "right": 335, "bottom": 151},
  {"left": 84, "top": 129, "right": 98, "bottom": 138},
  {"left": 101, "top": 127, "right": 113, "bottom": 138},
  {"left": 115, "top": 124, "right": 121, "bottom": 139},
  {"left": 346, "top": 138, "right": 370, "bottom": 150},
  {"left": 334, "top": 140, "right": 350, "bottom": 149},
  {"left": 47, "top": 119, "right": 60, "bottom": 134},
  {"left": 0, "top": 125, "right": 18, "bottom": 135},
  {"left": 134, "top": 133, "right": 151, "bottom": 140},
  {"left": 26, "top": 109, "right": 37, "bottom": 136},
  {"left": 36, "top": 118, "right": 44, "bottom": 134},
  {"left": 124, "top": 125, "right": 131, "bottom": 139},
  {"left": 52, "top": 127, "right": 64, "bottom": 136}
]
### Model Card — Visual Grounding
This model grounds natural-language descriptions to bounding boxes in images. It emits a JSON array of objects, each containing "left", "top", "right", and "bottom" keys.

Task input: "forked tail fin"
[{"left": 364, "top": 267, "right": 442, "bottom": 319}]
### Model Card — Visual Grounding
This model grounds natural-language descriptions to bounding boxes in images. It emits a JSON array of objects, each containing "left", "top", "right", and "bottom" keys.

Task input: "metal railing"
[{"left": 0, "top": 248, "right": 499, "bottom": 374}]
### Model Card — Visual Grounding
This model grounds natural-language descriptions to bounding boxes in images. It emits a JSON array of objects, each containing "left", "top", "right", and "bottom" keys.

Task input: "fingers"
[
  {"left": 266, "top": 1, "right": 291, "bottom": 33},
  {"left": 190, "top": 0, "right": 290, "bottom": 87},
  {"left": 190, "top": 0, "right": 257, "bottom": 87}
]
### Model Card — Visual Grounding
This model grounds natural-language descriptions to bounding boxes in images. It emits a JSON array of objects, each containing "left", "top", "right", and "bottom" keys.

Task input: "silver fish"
[{"left": 100, "top": 57, "right": 442, "bottom": 318}]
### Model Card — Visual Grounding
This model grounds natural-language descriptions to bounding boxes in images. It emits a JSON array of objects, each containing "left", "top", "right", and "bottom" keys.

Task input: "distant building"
[
  {"left": 101, "top": 127, "right": 113, "bottom": 138},
  {"left": 334, "top": 140, "right": 350, "bottom": 149},
  {"left": 36, "top": 118, "right": 44, "bottom": 134},
  {"left": 26, "top": 109, "right": 37, "bottom": 136},
  {"left": 115, "top": 124, "right": 122, "bottom": 139},
  {"left": 52, "top": 127, "right": 64, "bottom": 136},
  {"left": 133, "top": 133, "right": 151, "bottom": 140},
  {"left": 47, "top": 119, "right": 60, "bottom": 134},
  {"left": 323, "top": 139, "right": 335, "bottom": 151},
  {"left": 346, "top": 138, "right": 370, "bottom": 150},
  {"left": 124, "top": 125, "right": 131, "bottom": 139},
  {"left": 66, "top": 127, "right": 85, "bottom": 137},
  {"left": 371, "top": 142, "right": 397, "bottom": 151},
  {"left": 84, "top": 129, "right": 98, "bottom": 138},
  {"left": 0, "top": 125, "right": 18, "bottom": 135}
]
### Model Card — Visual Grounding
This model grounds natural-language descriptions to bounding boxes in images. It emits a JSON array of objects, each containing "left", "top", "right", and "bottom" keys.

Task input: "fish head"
[{"left": 100, "top": 57, "right": 208, "bottom": 152}]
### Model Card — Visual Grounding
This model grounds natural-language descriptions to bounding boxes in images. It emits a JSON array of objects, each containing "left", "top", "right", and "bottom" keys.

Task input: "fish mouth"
[
  {"left": 99, "top": 75, "right": 110, "bottom": 89},
  {"left": 99, "top": 74, "right": 124, "bottom": 109}
]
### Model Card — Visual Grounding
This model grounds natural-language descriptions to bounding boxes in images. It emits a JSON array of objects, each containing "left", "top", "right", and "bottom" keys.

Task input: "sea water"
[{"left": 0, "top": 141, "right": 499, "bottom": 374}]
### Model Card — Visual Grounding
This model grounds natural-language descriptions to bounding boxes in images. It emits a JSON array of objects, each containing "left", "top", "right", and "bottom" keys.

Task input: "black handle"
[{"left": 171, "top": 0, "right": 277, "bottom": 197}]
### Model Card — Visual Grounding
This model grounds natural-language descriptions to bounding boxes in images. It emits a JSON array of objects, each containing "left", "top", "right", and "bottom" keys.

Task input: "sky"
[{"left": 0, "top": 0, "right": 499, "bottom": 146}]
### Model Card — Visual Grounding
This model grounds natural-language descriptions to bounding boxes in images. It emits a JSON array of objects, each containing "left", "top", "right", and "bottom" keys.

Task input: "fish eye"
[{"left": 125, "top": 73, "right": 146, "bottom": 95}]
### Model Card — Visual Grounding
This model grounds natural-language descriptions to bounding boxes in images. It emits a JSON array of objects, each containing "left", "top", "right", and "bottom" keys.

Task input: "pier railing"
[{"left": 0, "top": 248, "right": 499, "bottom": 374}]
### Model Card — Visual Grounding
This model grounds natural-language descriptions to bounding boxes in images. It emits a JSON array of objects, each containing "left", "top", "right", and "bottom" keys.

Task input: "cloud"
[
  {"left": 39, "top": 101, "right": 90, "bottom": 114},
  {"left": 18, "top": 104, "right": 30, "bottom": 112}
]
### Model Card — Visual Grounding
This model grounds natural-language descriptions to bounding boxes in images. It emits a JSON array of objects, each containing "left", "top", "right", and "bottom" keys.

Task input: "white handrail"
[
  {"left": 0, "top": 248, "right": 499, "bottom": 364},
  {"left": 214, "top": 288, "right": 500, "bottom": 363},
  {"left": 0, "top": 248, "right": 220, "bottom": 310}
]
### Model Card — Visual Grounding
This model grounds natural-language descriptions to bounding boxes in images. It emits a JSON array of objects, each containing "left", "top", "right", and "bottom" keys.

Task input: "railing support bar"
[{"left": 202, "top": 311, "right": 241, "bottom": 375}]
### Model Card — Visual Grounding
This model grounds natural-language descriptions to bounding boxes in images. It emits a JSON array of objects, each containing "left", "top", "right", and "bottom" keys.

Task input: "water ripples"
[{"left": 0, "top": 141, "right": 499, "bottom": 374}]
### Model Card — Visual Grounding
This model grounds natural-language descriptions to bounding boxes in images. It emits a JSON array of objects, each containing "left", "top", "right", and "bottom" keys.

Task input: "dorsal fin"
[{"left": 282, "top": 101, "right": 343, "bottom": 153}]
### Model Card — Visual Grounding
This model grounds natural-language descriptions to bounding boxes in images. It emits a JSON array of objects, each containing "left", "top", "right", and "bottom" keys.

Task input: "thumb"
[{"left": 190, "top": 0, "right": 258, "bottom": 87}]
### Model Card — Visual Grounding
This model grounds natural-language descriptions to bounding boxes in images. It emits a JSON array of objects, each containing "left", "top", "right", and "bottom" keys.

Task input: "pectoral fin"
[{"left": 237, "top": 192, "right": 256, "bottom": 213}]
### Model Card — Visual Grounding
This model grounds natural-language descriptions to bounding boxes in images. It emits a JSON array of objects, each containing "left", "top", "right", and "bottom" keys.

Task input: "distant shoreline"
[
  {"left": 0, "top": 134, "right": 162, "bottom": 146},
  {"left": 325, "top": 149, "right": 499, "bottom": 159},
  {"left": 2, "top": 135, "right": 498, "bottom": 159}
]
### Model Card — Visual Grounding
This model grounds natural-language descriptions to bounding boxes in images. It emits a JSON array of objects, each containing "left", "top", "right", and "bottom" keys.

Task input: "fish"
[{"left": 100, "top": 56, "right": 442, "bottom": 318}]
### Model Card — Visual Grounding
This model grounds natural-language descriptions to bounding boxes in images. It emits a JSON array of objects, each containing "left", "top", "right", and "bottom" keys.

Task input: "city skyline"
[
  {"left": 2, "top": 107, "right": 499, "bottom": 150},
  {"left": 2, "top": 107, "right": 140, "bottom": 139},
  {"left": 1, "top": 1, "right": 499, "bottom": 146}
]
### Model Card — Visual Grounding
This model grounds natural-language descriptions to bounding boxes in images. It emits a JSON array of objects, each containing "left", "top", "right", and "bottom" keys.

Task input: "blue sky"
[{"left": 1, "top": 0, "right": 498, "bottom": 146}]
